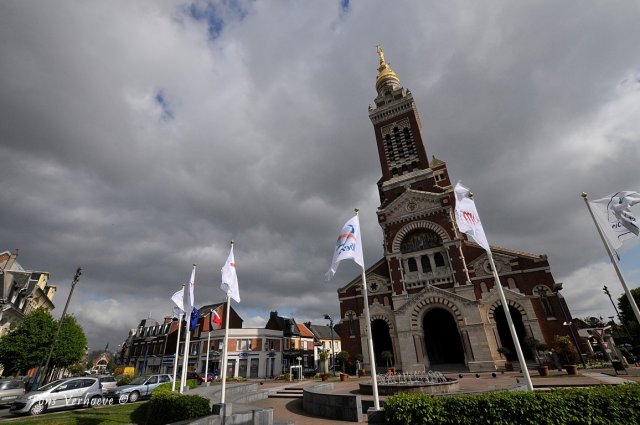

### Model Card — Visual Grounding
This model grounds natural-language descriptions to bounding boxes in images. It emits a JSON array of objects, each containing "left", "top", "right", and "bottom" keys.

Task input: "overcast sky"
[{"left": 2, "top": 0, "right": 640, "bottom": 351}]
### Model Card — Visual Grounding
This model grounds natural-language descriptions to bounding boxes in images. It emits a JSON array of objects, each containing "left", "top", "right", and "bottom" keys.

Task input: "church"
[{"left": 337, "top": 47, "right": 575, "bottom": 373}]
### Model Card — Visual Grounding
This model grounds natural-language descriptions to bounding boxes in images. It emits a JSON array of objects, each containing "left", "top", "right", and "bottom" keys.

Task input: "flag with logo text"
[
  {"left": 590, "top": 191, "right": 640, "bottom": 250},
  {"left": 325, "top": 214, "right": 365, "bottom": 281},
  {"left": 221, "top": 245, "right": 241, "bottom": 303},
  {"left": 211, "top": 304, "right": 223, "bottom": 330},
  {"left": 454, "top": 181, "right": 491, "bottom": 252}
]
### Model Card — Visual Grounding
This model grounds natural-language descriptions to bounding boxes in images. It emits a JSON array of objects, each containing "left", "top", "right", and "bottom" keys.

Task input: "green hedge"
[
  {"left": 384, "top": 384, "right": 640, "bottom": 425},
  {"left": 144, "top": 391, "right": 210, "bottom": 424},
  {"left": 152, "top": 379, "right": 199, "bottom": 395}
]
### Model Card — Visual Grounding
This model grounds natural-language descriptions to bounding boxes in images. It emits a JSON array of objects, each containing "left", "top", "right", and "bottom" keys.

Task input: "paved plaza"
[{"left": 243, "top": 367, "right": 640, "bottom": 424}]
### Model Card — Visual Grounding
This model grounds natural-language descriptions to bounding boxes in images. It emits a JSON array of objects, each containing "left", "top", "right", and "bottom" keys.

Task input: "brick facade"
[{"left": 336, "top": 48, "right": 575, "bottom": 372}]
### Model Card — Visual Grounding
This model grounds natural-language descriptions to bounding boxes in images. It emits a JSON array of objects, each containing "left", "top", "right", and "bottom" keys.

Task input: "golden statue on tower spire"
[
  {"left": 375, "top": 44, "right": 400, "bottom": 92},
  {"left": 376, "top": 44, "right": 385, "bottom": 65}
]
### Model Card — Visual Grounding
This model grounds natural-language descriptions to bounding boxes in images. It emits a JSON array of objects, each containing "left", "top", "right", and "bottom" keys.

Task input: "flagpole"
[
  {"left": 180, "top": 264, "right": 196, "bottom": 394},
  {"left": 460, "top": 187, "right": 532, "bottom": 391},
  {"left": 355, "top": 209, "right": 381, "bottom": 410},
  {"left": 180, "top": 318, "right": 191, "bottom": 393},
  {"left": 220, "top": 296, "right": 232, "bottom": 404},
  {"left": 582, "top": 192, "right": 640, "bottom": 326},
  {"left": 487, "top": 252, "right": 533, "bottom": 391},
  {"left": 204, "top": 308, "right": 212, "bottom": 386},
  {"left": 171, "top": 297, "right": 184, "bottom": 392}
]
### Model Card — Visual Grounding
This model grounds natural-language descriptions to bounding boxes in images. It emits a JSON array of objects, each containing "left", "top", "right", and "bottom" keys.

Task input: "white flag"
[
  {"left": 325, "top": 214, "right": 365, "bottom": 280},
  {"left": 221, "top": 245, "right": 241, "bottom": 303},
  {"left": 171, "top": 288, "right": 184, "bottom": 318},
  {"left": 183, "top": 266, "right": 196, "bottom": 321},
  {"left": 590, "top": 191, "right": 640, "bottom": 249},
  {"left": 171, "top": 306, "right": 182, "bottom": 319},
  {"left": 454, "top": 181, "right": 491, "bottom": 252}
]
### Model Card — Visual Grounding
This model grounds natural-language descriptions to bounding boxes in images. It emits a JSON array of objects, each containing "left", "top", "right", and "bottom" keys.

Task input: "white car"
[
  {"left": 97, "top": 375, "right": 117, "bottom": 392},
  {"left": 10, "top": 377, "right": 104, "bottom": 416}
]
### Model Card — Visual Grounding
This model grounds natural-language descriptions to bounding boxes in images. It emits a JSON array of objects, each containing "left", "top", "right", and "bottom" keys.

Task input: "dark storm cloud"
[{"left": 1, "top": 0, "right": 640, "bottom": 349}]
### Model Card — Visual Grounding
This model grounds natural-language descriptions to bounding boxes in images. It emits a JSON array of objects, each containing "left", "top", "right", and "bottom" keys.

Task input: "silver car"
[
  {"left": 10, "top": 377, "right": 104, "bottom": 416},
  {"left": 0, "top": 380, "right": 25, "bottom": 406},
  {"left": 110, "top": 374, "right": 172, "bottom": 403},
  {"left": 97, "top": 375, "right": 117, "bottom": 392}
]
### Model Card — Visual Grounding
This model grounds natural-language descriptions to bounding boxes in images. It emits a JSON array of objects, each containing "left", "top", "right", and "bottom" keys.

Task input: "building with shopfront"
[{"left": 119, "top": 303, "right": 285, "bottom": 379}]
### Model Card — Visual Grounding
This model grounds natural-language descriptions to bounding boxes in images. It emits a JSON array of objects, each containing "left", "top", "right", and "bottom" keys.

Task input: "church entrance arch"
[
  {"left": 371, "top": 319, "right": 393, "bottom": 371},
  {"left": 423, "top": 308, "right": 465, "bottom": 365},
  {"left": 493, "top": 305, "right": 533, "bottom": 361}
]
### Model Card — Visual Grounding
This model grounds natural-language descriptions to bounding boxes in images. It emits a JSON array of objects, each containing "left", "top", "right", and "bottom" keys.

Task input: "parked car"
[
  {"left": 0, "top": 380, "right": 25, "bottom": 406},
  {"left": 10, "top": 377, "right": 103, "bottom": 416},
  {"left": 196, "top": 372, "right": 214, "bottom": 383},
  {"left": 620, "top": 347, "right": 638, "bottom": 365},
  {"left": 97, "top": 375, "right": 117, "bottom": 392},
  {"left": 108, "top": 374, "right": 172, "bottom": 403}
]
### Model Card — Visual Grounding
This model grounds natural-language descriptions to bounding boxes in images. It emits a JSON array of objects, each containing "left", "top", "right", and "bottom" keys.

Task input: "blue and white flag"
[
  {"left": 590, "top": 191, "right": 640, "bottom": 249},
  {"left": 190, "top": 307, "right": 199, "bottom": 329},
  {"left": 325, "top": 214, "right": 365, "bottom": 280}
]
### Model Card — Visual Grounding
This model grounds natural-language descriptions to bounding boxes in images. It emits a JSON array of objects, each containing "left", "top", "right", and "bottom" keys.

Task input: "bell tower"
[
  {"left": 368, "top": 45, "right": 443, "bottom": 208},
  {"left": 336, "top": 47, "right": 578, "bottom": 374}
]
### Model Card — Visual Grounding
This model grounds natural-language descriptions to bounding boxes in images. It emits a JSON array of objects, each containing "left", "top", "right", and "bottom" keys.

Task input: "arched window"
[
  {"left": 421, "top": 256, "right": 431, "bottom": 273},
  {"left": 400, "top": 230, "right": 442, "bottom": 253},
  {"left": 434, "top": 253, "right": 445, "bottom": 267},
  {"left": 408, "top": 258, "right": 418, "bottom": 272},
  {"left": 534, "top": 286, "right": 555, "bottom": 318}
]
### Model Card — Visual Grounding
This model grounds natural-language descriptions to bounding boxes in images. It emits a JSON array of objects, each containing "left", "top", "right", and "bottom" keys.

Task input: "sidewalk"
[{"left": 249, "top": 367, "right": 640, "bottom": 424}]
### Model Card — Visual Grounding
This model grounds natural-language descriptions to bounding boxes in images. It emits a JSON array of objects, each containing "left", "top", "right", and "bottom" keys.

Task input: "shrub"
[
  {"left": 152, "top": 379, "right": 199, "bottom": 396},
  {"left": 553, "top": 335, "right": 579, "bottom": 365},
  {"left": 151, "top": 382, "right": 173, "bottom": 395},
  {"left": 385, "top": 384, "right": 640, "bottom": 425},
  {"left": 145, "top": 391, "right": 211, "bottom": 424},
  {"left": 117, "top": 375, "right": 132, "bottom": 386}
]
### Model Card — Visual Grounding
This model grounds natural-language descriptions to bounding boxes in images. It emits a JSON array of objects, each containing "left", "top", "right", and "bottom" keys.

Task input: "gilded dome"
[{"left": 375, "top": 44, "right": 400, "bottom": 92}]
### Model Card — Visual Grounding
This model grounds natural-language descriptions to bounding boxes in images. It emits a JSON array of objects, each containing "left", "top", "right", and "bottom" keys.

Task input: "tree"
[
  {"left": 618, "top": 288, "right": 640, "bottom": 339},
  {"left": 0, "top": 308, "right": 56, "bottom": 375},
  {"left": 51, "top": 315, "right": 87, "bottom": 369},
  {"left": 0, "top": 308, "right": 87, "bottom": 377},
  {"left": 580, "top": 316, "right": 605, "bottom": 328},
  {"left": 336, "top": 351, "right": 350, "bottom": 372},
  {"left": 381, "top": 350, "right": 394, "bottom": 368},
  {"left": 553, "top": 335, "right": 578, "bottom": 365}
]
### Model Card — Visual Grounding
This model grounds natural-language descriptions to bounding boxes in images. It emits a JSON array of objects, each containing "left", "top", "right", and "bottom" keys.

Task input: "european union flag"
[{"left": 190, "top": 307, "right": 199, "bottom": 329}]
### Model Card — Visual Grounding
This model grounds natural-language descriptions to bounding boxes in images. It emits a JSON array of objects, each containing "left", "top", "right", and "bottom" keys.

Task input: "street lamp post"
[
  {"left": 555, "top": 283, "right": 587, "bottom": 369},
  {"left": 37, "top": 267, "right": 82, "bottom": 388},
  {"left": 324, "top": 314, "right": 336, "bottom": 376},
  {"left": 603, "top": 285, "right": 634, "bottom": 342}
]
